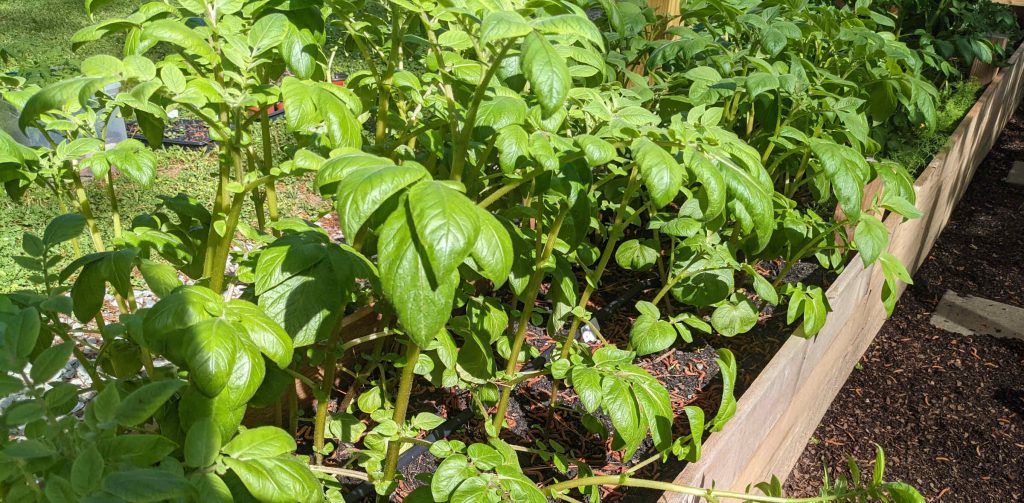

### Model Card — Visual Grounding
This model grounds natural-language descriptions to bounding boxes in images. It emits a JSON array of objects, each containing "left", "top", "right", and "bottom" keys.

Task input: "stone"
[{"left": 930, "top": 290, "right": 1024, "bottom": 340}]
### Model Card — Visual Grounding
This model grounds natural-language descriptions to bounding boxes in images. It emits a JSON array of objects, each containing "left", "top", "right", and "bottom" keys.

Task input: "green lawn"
[
  {"left": 0, "top": 1, "right": 329, "bottom": 292},
  {"left": 0, "top": 0, "right": 143, "bottom": 83}
]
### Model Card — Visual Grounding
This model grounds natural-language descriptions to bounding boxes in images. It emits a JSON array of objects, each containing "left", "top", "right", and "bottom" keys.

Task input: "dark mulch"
[
  {"left": 126, "top": 118, "right": 213, "bottom": 147},
  {"left": 784, "top": 111, "right": 1024, "bottom": 500}
]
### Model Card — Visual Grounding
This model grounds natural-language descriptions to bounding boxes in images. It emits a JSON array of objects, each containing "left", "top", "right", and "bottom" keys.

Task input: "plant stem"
[
  {"left": 772, "top": 220, "right": 848, "bottom": 288},
  {"left": 492, "top": 205, "right": 569, "bottom": 432},
  {"left": 258, "top": 109, "right": 279, "bottom": 232},
  {"left": 477, "top": 168, "right": 545, "bottom": 209},
  {"left": 308, "top": 464, "right": 369, "bottom": 481},
  {"left": 380, "top": 343, "right": 421, "bottom": 496},
  {"left": 546, "top": 169, "right": 640, "bottom": 417},
  {"left": 71, "top": 176, "right": 105, "bottom": 253},
  {"left": 104, "top": 172, "right": 122, "bottom": 238},
  {"left": 449, "top": 40, "right": 513, "bottom": 182},
  {"left": 543, "top": 475, "right": 847, "bottom": 502},
  {"left": 313, "top": 320, "right": 345, "bottom": 465}
]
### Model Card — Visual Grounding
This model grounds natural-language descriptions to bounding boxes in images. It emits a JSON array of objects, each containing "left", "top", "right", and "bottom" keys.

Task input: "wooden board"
[{"left": 660, "top": 40, "right": 1024, "bottom": 501}]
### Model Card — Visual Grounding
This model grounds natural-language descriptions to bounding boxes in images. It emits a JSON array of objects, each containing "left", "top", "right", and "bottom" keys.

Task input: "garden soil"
[{"left": 784, "top": 110, "right": 1024, "bottom": 501}]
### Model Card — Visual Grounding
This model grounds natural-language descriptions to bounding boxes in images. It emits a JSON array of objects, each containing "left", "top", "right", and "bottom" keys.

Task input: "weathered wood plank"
[{"left": 661, "top": 41, "right": 1024, "bottom": 501}]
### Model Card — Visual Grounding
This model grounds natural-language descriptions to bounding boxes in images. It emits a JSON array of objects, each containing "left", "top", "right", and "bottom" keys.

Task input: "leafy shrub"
[{"left": 0, "top": 0, "right": 955, "bottom": 501}]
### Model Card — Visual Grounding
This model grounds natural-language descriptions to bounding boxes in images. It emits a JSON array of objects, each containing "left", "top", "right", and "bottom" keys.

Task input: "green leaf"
[
  {"left": 183, "top": 319, "right": 240, "bottom": 397},
  {"left": 873, "top": 444, "right": 886, "bottom": 485},
  {"left": 532, "top": 14, "right": 604, "bottom": 50},
  {"left": 84, "top": 0, "right": 117, "bottom": 16},
  {"left": 571, "top": 366, "right": 602, "bottom": 413},
  {"left": 223, "top": 457, "right": 321, "bottom": 503},
  {"left": 193, "top": 473, "right": 233, "bottom": 503},
  {"left": 451, "top": 476, "right": 489, "bottom": 503},
  {"left": 98, "top": 434, "right": 176, "bottom": 466},
  {"left": 709, "top": 349, "right": 737, "bottom": 431},
  {"left": 739, "top": 264, "right": 777, "bottom": 306},
  {"left": 632, "top": 138, "right": 682, "bottom": 208},
  {"left": 716, "top": 155, "right": 774, "bottom": 251},
  {"left": 225, "top": 300, "right": 293, "bottom": 368},
  {"left": 142, "top": 20, "right": 217, "bottom": 62},
  {"left": 185, "top": 418, "right": 222, "bottom": 468},
  {"left": 432, "top": 454, "right": 473, "bottom": 501},
  {"left": 496, "top": 125, "right": 529, "bottom": 173},
  {"left": 43, "top": 213, "right": 86, "bottom": 247},
  {"left": 408, "top": 181, "right": 481, "bottom": 281},
  {"left": 14, "top": 307, "right": 41, "bottom": 358},
  {"left": 886, "top": 482, "right": 926, "bottom": 503},
  {"left": 103, "top": 469, "right": 192, "bottom": 502},
  {"left": 630, "top": 313, "right": 677, "bottom": 356},
  {"left": 333, "top": 163, "right": 428, "bottom": 240},
  {"left": 281, "top": 78, "right": 360, "bottom": 149},
  {"left": 576, "top": 135, "right": 616, "bottom": 167},
  {"left": 631, "top": 370, "right": 674, "bottom": 452},
  {"left": 480, "top": 11, "right": 532, "bottom": 46},
  {"left": 4, "top": 439, "right": 54, "bottom": 458},
  {"left": 378, "top": 202, "right": 458, "bottom": 347},
  {"left": 107, "top": 140, "right": 158, "bottom": 187},
  {"left": 30, "top": 341, "right": 74, "bottom": 383},
  {"left": 602, "top": 376, "right": 644, "bottom": 458},
  {"left": 469, "top": 211, "right": 513, "bottom": 286},
  {"left": 809, "top": 139, "right": 869, "bottom": 219},
  {"left": 161, "top": 64, "right": 186, "bottom": 94},
  {"left": 711, "top": 299, "right": 758, "bottom": 337},
  {"left": 249, "top": 13, "right": 289, "bottom": 55},
  {"left": 138, "top": 259, "right": 182, "bottom": 298},
  {"left": 457, "top": 325, "right": 495, "bottom": 384},
  {"left": 18, "top": 77, "right": 109, "bottom": 131},
  {"left": 615, "top": 239, "right": 658, "bottom": 271},
  {"left": 115, "top": 379, "right": 186, "bottom": 426},
  {"left": 327, "top": 413, "right": 367, "bottom": 442},
  {"left": 71, "top": 444, "right": 104, "bottom": 495},
  {"left": 745, "top": 72, "right": 779, "bottom": 98},
  {"left": 854, "top": 214, "right": 889, "bottom": 266},
  {"left": 222, "top": 426, "right": 297, "bottom": 460},
  {"left": 521, "top": 31, "right": 570, "bottom": 117},
  {"left": 673, "top": 405, "right": 705, "bottom": 462},
  {"left": 475, "top": 95, "right": 527, "bottom": 131}
]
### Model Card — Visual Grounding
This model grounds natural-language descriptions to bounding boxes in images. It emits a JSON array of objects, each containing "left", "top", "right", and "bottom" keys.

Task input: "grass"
[
  {"left": 0, "top": 2, "right": 333, "bottom": 293},
  {"left": 0, "top": 145, "right": 328, "bottom": 292},
  {"left": 0, "top": 0, "right": 142, "bottom": 84},
  {"left": 883, "top": 79, "right": 986, "bottom": 175}
]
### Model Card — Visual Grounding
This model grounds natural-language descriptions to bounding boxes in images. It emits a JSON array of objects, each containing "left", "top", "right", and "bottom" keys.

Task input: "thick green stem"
[
  {"left": 375, "top": 12, "right": 407, "bottom": 145},
  {"left": 312, "top": 317, "right": 346, "bottom": 465},
  {"left": 258, "top": 110, "right": 279, "bottom": 231},
  {"left": 380, "top": 343, "right": 422, "bottom": 494},
  {"left": 449, "top": 41, "right": 513, "bottom": 182},
  {"left": 72, "top": 176, "right": 105, "bottom": 253},
  {"left": 207, "top": 187, "right": 247, "bottom": 293},
  {"left": 492, "top": 206, "right": 569, "bottom": 432},
  {"left": 104, "top": 172, "right": 122, "bottom": 238}
]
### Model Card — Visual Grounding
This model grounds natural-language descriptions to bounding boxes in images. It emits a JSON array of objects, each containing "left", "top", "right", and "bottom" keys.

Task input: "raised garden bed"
[{"left": 660, "top": 40, "right": 1024, "bottom": 501}]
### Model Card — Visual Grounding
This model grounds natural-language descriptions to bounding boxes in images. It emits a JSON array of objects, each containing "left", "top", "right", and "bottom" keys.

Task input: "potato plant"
[{"left": 0, "top": 0, "right": 946, "bottom": 501}]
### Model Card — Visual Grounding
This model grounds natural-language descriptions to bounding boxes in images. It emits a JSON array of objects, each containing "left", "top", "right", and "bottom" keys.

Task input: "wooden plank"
[
  {"left": 647, "top": 0, "right": 680, "bottom": 17},
  {"left": 991, "top": 0, "right": 1024, "bottom": 6},
  {"left": 661, "top": 41, "right": 1024, "bottom": 501}
]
